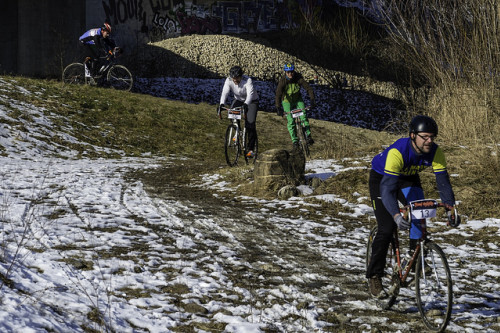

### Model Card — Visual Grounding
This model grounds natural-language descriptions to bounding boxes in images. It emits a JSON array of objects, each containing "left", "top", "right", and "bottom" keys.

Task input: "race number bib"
[{"left": 410, "top": 200, "right": 438, "bottom": 220}]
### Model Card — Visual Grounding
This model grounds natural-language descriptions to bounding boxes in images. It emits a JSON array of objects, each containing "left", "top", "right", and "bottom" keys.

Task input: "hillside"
[{"left": 0, "top": 72, "right": 498, "bottom": 332}]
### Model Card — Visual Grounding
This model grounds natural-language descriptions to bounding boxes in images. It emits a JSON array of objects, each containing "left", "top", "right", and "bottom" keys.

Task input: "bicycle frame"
[
  {"left": 222, "top": 106, "right": 247, "bottom": 167},
  {"left": 286, "top": 106, "right": 310, "bottom": 157},
  {"left": 90, "top": 55, "right": 116, "bottom": 79},
  {"left": 63, "top": 52, "right": 133, "bottom": 91},
  {"left": 367, "top": 198, "right": 453, "bottom": 331},
  {"left": 392, "top": 199, "right": 442, "bottom": 284},
  {"left": 224, "top": 106, "right": 244, "bottom": 137}
]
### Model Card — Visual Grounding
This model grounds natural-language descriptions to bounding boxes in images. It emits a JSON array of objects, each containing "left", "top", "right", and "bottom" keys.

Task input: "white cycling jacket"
[{"left": 219, "top": 76, "right": 259, "bottom": 105}]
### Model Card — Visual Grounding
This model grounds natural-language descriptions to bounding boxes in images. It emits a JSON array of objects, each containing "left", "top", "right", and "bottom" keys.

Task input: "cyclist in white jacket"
[{"left": 217, "top": 66, "right": 259, "bottom": 158}]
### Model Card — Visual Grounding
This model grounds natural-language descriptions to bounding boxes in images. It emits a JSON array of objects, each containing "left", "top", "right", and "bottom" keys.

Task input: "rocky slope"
[{"left": 134, "top": 34, "right": 400, "bottom": 101}]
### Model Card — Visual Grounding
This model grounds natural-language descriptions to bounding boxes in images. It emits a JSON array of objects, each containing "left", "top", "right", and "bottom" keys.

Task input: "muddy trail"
[{"left": 135, "top": 162, "right": 500, "bottom": 332}]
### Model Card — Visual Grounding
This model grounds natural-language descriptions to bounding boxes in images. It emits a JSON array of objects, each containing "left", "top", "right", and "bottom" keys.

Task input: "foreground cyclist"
[
  {"left": 217, "top": 66, "right": 259, "bottom": 158},
  {"left": 366, "top": 115, "right": 461, "bottom": 297},
  {"left": 79, "top": 22, "right": 117, "bottom": 78},
  {"left": 275, "top": 62, "right": 316, "bottom": 148}
]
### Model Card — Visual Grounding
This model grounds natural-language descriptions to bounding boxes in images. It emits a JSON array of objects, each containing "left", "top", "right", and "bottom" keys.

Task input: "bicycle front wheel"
[
  {"left": 366, "top": 226, "right": 399, "bottom": 309},
  {"left": 62, "top": 63, "right": 86, "bottom": 85},
  {"left": 225, "top": 124, "right": 241, "bottom": 167},
  {"left": 415, "top": 241, "right": 453, "bottom": 332},
  {"left": 107, "top": 65, "right": 133, "bottom": 91},
  {"left": 296, "top": 122, "right": 310, "bottom": 158}
]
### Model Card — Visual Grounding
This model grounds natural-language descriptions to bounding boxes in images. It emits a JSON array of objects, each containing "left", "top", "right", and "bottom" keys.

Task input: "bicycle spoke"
[
  {"left": 224, "top": 124, "right": 240, "bottom": 166},
  {"left": 62, "top": 63, "right": 86, "bottom": 85},
  {"left": 107, "top": 65, "right": 133, "bottom": 91},
  {"left": 416, "top": 242, "right": 453, "bottom": 332}
]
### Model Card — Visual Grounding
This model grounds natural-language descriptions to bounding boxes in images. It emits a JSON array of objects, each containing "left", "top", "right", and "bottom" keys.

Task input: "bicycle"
[
  {"left": 285, "top": 107, "right": 311, "bottom": 158},
  {"left": 220, "top": 106, "right": 258, "bottom": 167},
  {"left": 366, "top": 199, "right": 456, "bottom": 332},
  {"left": 62, "top": 49, "right": 133, "bottom": 91}
]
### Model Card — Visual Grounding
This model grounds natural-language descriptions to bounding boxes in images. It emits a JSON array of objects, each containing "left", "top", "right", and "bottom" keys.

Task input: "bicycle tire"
[
  {"left": 107, "top": 65, "right": 133, "bottom": 91},
  {"left": 296, "top": 122, "right": 310, "bottom": 158},
  {"left": 62, "top": 63, "right": 86, "bottom": 85},
  {"left": 366, "top": 226, "right": 399, "bottom": 309},
  {"left": 415, "top": 241, "right": 453, "bottom": 332},
  {"left": 225, "top": 124, "right": 241, "bottom": 167},
  {"left": 243, "top": 129, "right": 258, "bottom": 164}
]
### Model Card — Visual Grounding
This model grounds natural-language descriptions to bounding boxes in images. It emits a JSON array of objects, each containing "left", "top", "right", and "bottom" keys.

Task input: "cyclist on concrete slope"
[
  {"left": 79, "top": 22, "right": 117, "bottom": 77},
  {"left": 275, "top": 62, "right": 316, "bottom": 148},
  {"left": 366, "top": 115, "right": 461, "bottom": 298},
  {"left": 217, "top": 66, "right": 259, "bottom": 158}
]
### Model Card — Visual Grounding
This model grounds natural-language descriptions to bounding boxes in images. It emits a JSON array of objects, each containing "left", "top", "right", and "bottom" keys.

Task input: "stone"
[{"left": 253, "top": 148, "right": 305, "bottom": 194}]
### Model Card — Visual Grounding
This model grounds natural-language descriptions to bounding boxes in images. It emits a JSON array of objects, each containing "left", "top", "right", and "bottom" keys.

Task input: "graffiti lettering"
[
  {"left": 153, "top": 12, "right": 177, "bottom": 33},
  {"left": 212, "top": 0, "right": 280, "bottom": 33},
  {"left": 176, "top": 11, "right": 221, "bottom": 35},
  {"left": 102, "top": 0, "right": 146, "bottom": 24},
  {"left": 148, "top": 0, "right": 181, "bottom": 13}
]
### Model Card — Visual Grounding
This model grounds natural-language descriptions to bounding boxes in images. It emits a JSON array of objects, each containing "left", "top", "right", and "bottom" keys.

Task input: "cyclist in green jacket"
[{"left": 275, "top": 62, "right": 316, "bottom": 148}]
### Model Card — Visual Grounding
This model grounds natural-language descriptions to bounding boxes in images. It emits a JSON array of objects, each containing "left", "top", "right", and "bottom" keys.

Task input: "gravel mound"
[{"left": 137, "top": 34, "right": 399, "bottom": 100}]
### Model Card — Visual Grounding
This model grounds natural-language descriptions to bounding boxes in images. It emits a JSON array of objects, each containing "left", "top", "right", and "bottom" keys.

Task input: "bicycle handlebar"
[
  {"left": 400, "top": 199, "right": 460, "bottom": 228},
  {"left": 286, "top": 106, "right": 311, "bottom": 113},
  {"left": 221, "top": 106, "right": 243, "bottom": 112}
]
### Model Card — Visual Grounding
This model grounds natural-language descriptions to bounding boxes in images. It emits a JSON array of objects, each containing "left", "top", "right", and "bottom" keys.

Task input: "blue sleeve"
[
  {"left": 380, "top": 175, "right": 400, "bottom": 217},
  {"left": 435, "top": 171, "right": 455, "bottom": 206}
]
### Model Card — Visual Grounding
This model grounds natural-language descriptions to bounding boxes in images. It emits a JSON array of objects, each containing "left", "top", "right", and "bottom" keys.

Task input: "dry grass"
[{"left": 372, "top": 0, "right": 499, "bottom": 144}]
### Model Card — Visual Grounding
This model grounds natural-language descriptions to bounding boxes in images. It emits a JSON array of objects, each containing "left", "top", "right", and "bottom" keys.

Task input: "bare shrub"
[{"left": 372, "top": 0, "right": 499, "bottom": 143}]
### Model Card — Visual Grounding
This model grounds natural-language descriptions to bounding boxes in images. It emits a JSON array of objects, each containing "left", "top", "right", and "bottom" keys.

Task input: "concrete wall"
[
  {"left": 0, "top": 0, "right": 86, "bottom": 77},
  {"left": 0, "top": 0, "right": 320, "bottom": 77}
]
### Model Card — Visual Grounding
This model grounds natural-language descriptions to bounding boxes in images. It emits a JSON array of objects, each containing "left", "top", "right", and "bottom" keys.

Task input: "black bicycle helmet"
[
  {"left": 229, "top": 66, "right": 243, "bottom": 78},
  {"left": 409, "top": 115, "right": 438, "bottom": 136}
]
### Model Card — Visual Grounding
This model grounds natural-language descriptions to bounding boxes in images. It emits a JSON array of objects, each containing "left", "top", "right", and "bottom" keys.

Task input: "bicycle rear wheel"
[
  {"left": 296, "top": 123, "right": 310, "bottom": 158},
  {"left": 225, "top": 124, "right": 241, "bottom": 167},
  {"left": 415, "top": 241, "right": 453, "bottom": 332},
  {"left": 366, "top": 226, "right": 400, "bottom": 309},
  {"left": 107, "top": 65, "right": 133, "bottom": 91},
  {"left": 62, "top": 63, "right": 86, "bottom": 85}
]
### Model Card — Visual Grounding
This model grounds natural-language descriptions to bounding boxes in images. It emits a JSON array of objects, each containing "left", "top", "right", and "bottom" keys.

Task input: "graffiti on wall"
[{"left": 101, "top": 0, "right": 319, "bottom": 43}]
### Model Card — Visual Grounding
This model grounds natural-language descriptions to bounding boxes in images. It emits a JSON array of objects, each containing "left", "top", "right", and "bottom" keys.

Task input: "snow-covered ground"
[{"left": 0, "top": 76, "right": 499, "bottom": 332}]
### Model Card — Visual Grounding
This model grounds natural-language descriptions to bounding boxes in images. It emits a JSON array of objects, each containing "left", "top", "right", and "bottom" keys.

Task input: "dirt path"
[{"left": 136, "top": 163, "right": 500, "bottom": 332}]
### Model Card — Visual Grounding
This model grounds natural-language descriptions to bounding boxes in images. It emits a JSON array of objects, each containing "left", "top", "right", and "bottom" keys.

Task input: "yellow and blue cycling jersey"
[
  {"left": 372, "top": 137, "right": 447, "bottom": 177},
  {"left": 371, "top": 137, "right": 455, "bottom": 226}
]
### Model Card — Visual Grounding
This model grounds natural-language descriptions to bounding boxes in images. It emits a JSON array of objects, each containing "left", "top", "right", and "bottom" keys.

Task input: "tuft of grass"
[{"left": 2, "top": 75, "right": 499, "bottom": 222}]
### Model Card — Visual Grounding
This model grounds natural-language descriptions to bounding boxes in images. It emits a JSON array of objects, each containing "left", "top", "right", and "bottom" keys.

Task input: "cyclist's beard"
[{"left": 414, "top": 139, "right": 432, "bottom": 154}]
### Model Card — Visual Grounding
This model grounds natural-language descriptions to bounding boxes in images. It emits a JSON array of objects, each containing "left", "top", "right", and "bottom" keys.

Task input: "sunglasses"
[{"left": 417, "top": 133, "right": 436, "bottom": 142}]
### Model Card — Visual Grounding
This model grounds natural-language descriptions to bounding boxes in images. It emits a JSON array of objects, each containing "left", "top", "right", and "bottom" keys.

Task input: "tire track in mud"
[
  {"left": 136, "top": 165, "right": 422, "bottom": 331},
  {"left": 136, "top": 164, "right": 500, "bottom": 332}
]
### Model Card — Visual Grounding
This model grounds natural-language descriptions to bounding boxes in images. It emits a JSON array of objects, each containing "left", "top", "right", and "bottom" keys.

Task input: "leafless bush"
[{"left": 371, "top": 0, "right": 499, "bottom": 142}]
